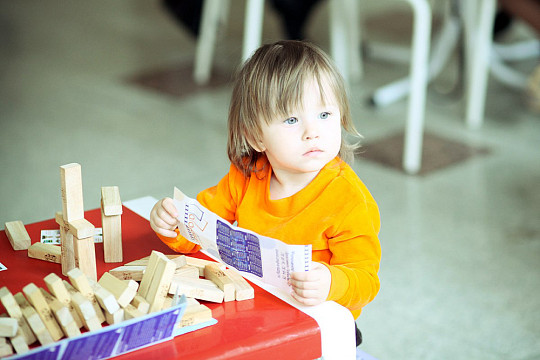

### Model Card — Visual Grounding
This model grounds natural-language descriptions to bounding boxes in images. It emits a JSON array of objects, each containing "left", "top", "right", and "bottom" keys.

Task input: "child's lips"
[{"left": 304, "top": 148, "right": 323, "bottom": 156}]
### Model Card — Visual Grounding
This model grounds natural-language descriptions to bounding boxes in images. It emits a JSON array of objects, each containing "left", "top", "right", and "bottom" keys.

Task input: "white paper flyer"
[{"left": 173, "top": 187, "right": 311, "bottom": 291}]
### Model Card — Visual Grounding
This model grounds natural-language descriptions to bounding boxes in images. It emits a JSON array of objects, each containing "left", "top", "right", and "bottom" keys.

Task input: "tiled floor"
[{"left": 1, "top": 1, "right": 539, "bottom": 359}]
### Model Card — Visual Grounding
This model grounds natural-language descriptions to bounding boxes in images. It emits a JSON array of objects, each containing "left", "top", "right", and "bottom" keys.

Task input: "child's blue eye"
[
  {"left": 284, "top": 117, "right": 298, "bottom": 125},
  {"left": 319, "top": 112, "right": 331, "bottom": 119}
]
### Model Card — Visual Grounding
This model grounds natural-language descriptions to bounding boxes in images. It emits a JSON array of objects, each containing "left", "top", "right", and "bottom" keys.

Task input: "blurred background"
[{"left": 1, "top": 1, "right": 539, "bottom": 358}]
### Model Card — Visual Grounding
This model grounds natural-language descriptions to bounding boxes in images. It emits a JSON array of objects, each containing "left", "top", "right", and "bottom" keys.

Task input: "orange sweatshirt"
[{"left": 158, "top": 157, "right": 381, "bottom": 319}]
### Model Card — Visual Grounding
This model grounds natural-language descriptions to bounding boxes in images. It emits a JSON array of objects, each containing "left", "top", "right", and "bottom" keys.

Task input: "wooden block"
[
  {"left": 223, "top": 267, "right": 255, "bottom": 301},
  {"left": 104, "top": 308, "right": 124, "bottom": 325},
  {"left": 4, "top": 221, "right": 31, "bottom": 250},
  {"left": 178, "top": 304, "right": 212, "bottom": 328},
  {"left": 68, "top": 289, "right": 101, "bottom": 332},
  {"left": 124, "top": 254, "right": 185, "bottom": 267},
  {"left": 0, "top": 288, "right": 36, "bottom": 345},
  {"left": 73, "top": 235, "right": 97, "bottom": 281},
  {"left": 185, "top": 256, "right": 216, "bottom": 276},
  {"left": 56, "top": 212, "right": 76, "bottom": 275},
  {"left": 27, "top": 242, "right": 61, "bottom": 263},
  {"left": 130, "top": 295, "right": 150, "bottom": 314},
  {"left": 88, "top": 279, "right": 119, "bottom": 315},
  {"left": 16, "top": 293, "right": 54, "bottom": 346},
  {"left": 97, "top": 272, "right": 138, "bottom": 307},
  {"left": 0, "top": 339, "right": 13, "bottom": 357},
  {"left": 169, "top": 277, "right": 224, "bottom": 303},
  {"left": 44, "top": 273, "right": 83, "bottom": 329},
  {"left": 0, "top": 318, "right": 17, "bottom": 337},
  {"left": 101, "top": 213, "right": 122, "bottom": 263},
  {"left": 60, "top": 163, "right": 84, "bottom": 222},
  {"left": 175, "top": 265, "right": 200, "bottom": 278},
  {"left": 109, "top": 266, "right": 145, "bottom": 281},
  {"left": 67, "top": 268, "right": 105, "bottom": 322},
  {"left": 40, "top": 289, "right": 81, "bottom": 338},
  {"left": 137, "top": 251, "right": 160, "bottom": 298},
  {"left": 204, "top": 263, "right": 235, "bottom": 302},
  {"left": 68, "top": 218, "right": 95, "bottom": 240},
  {"left": 163, "top": 295, "right": 199, "bottom": 310},
  {"left": 145, "top": 254, "right": 176, "bottom": 313},
  {"left": 9, "top": 333, "right": 29, "bottom": 355},
  {"left": 22, "top": 283, "right": 63, "bottom": 341},
  {"left": 101, "top": 186, "right": 122, "bottom": 216},
  {"left": 171, "top": 255, "right": 187, "bottom": 268},
  {"left": 123, "top": 304, "right": 144, "bottom": 320}
]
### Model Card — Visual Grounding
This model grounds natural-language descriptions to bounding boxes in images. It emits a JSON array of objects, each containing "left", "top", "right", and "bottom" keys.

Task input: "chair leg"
[
  {"left": 402, "top": 0, "right": 431, "bottom": 174},
  {"left": 242, "top": 0, "right": 265, "bottom": 61},
  {"left": 194, "top": 0, "right": 225, "bottom": 85},
  {"left": 464, "top": 0, "right": 496, "bottom": 129},
  {"left": 329, "top": 0, "right": 363, "bottom": 85}
]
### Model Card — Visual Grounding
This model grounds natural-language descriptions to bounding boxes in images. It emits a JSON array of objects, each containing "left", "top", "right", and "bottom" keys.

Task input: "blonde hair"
[{"left": 227, "top": 40, "right": 360, "bottom": 177}]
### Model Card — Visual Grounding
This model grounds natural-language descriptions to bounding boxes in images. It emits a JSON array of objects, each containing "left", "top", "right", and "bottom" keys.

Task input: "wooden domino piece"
[
  {"left": 178, "top": 304, "right": 212, "bottom": 328},
  {"left": 15, "top": 293, "right": 55, "bottom": 346},
  {"left": 67, "top": 268, "right": 105, "bottom": 322},
  {"left": 170, "top": 255, "right": 187, "bottom": 269},
  {"left": 97, "top": 272, "right": 138, "bottom": 307},
  {"left": 101, "top": 186, "right": 123, "bottom": 216},
  {"left": 44, "top": 273, "right": 83, "bottom": 329},
  {"left": 130, "top": 295, "right": 150, "bottom": 314},
  {"left": 169, "top": 277, "right": 224, "bottom": 303},
  {"left": 88, "top": 279, "right": 119, "bottom": 315},
  {"left": 104, "top": 308, "right": 124, "bottom": 325},
  {"left": 4, "top": 221, "right": 31, "bottom": 250},
  {"left": 73, "top": 235, "right": 97, "bottom": 281},
  {"left": 27, "top": 243, "right": 61, "bottom": 263},
  {"left": 204, "top": 263, "right": 235, "bottom": 302},
  {"left": 123, "top": 304, "right": 145, "bottom": 320},
  {"left": 0, "top": 338, "right": 13, "bottom": 357},
  {"left": 125, "top": 254, "right": 186, "bottom": 267},
  {"left": 40, "top": 289, "right": 81, "bottom": 338},
  {"left": 22, "top": 283, "right": 64, "bottom": 341},
  {"left": 0, "top": 318, "right": 18, "bottom": 337},
  {"left": 8, "top": 333, "right": 29, "bottom": 355},
  {"left": 175, "top": 265, "right": 200, "bottom": 279},
  {"left": 185, "top": 256, "right": 216, "bottom": 276},
  {"left": 223, "top": 267, "right": 255, "bottom": 301},
  {"left": 63, "top": 282, "right": 101, "bottom": 332},
  {"left": 60, "top": 163, "right": 84, "bottom": 223},
  {"left": 0, "top": 288, "right": 36, "bottom": 345},
  {"left": 144, "top": 253, "right": 176, "bottom": 313},
  {"left": 101, "top": 186, "right": 123, "bottom": 263},
  {"left": 137, "top": 251, "right": 160, "bottom": 298},
  {"left": 67, "top": 218, "right": 95, "bottom": 241},
  {"left": 55, "top": 212, "right": 76, "bottom": 275},
  {"left": 109, "top": 266, "right": 145, "bottom": 281}
]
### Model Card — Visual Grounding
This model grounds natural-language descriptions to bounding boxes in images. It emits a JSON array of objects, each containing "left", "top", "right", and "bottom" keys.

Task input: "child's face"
[{"left": 255, "top": 78, "right": 342, "bottom": 178}]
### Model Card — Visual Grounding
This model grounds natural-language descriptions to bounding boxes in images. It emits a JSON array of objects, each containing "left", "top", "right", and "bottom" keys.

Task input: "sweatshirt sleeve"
[{"left": 324, "top": 199, "right": 381, "bottom": 312}]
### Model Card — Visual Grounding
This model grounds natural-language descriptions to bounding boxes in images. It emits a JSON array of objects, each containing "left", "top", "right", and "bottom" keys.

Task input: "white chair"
[
  {"left": 461, "top": 0, "right": 540, "bottom": 129},
  {"left": 193, "top": 0, "right": 432, "bottom": 174}
]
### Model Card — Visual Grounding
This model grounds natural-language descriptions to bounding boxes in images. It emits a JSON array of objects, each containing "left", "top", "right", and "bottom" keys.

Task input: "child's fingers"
[{"left": 161, "top": 197, "right": 179, "bottom": 218}]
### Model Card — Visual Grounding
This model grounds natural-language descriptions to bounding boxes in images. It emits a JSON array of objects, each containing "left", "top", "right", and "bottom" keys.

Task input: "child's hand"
[
  {"left": 150, "top": 197, "right": 179, "bottom": 238},
  {"left": 289, "top": 262, "right": 331, "bottom": 306}
]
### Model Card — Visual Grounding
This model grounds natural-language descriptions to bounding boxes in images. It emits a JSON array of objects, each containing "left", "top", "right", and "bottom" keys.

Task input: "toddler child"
[{"left": 150, "top": 40, "right": 381, "bottom": 346}]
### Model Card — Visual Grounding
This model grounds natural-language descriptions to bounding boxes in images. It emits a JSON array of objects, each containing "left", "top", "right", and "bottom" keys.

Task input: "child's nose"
[{"left": 302, "top": 120, "right": 320, "bottom": 140}]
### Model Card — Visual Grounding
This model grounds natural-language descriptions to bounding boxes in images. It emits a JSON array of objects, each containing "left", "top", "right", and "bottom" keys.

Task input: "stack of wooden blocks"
[{"left": 0, "top": 249, "right": 255, "bottom": 356}]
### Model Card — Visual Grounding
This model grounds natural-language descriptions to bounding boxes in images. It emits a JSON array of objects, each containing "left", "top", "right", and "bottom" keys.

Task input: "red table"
[{"left": 0, "top": 207, "right": 321, "bottom": 359}]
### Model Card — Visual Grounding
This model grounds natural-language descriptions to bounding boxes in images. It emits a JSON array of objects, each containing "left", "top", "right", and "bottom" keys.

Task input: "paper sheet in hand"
[{"left": 173, "top": 187, "right": 311, "bottom": 291}]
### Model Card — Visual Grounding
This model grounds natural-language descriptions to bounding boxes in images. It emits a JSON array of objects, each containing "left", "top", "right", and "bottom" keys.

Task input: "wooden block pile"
[
  {"left": 4, "top": 163, "right": 125, "bottom": 282},
  {"left": 0, "top": 255, "right": 180, "bottom": 356},
  {"left": 109, "top": 251, "right": 255, "bottom": 328}
]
